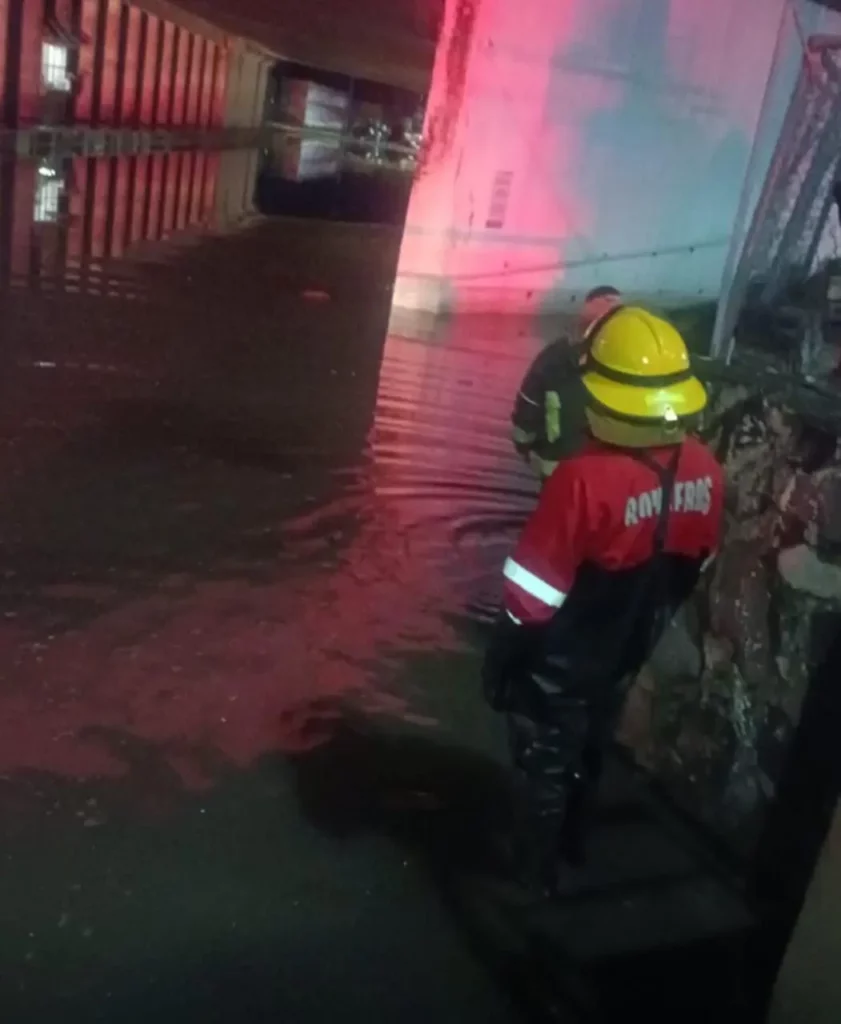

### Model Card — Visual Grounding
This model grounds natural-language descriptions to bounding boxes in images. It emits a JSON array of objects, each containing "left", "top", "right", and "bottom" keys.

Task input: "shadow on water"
[
  {"left": 284, "top": 709, "right": 766, "bottom": 1024},
  {"left": 255, "top": 136, "right": 414, "bottom": 224}
]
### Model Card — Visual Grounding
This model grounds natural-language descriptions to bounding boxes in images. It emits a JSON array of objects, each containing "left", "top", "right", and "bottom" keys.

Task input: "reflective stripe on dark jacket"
[{"left": 511, "top": 340, "right": 589, "bottom": 473}]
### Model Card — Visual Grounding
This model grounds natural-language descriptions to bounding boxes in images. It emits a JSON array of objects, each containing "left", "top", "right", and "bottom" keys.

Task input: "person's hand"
[{"left": 482, "top": 612, "right": 534, "bottom": 712}]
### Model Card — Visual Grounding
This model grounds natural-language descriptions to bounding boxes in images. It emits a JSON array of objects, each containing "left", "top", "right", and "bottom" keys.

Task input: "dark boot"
[
  {"left": 491, "top": 785, "right": 564, "bottom": 900},
  {"left": 557, "top": 772, "right": 588, "bottom": 867}
]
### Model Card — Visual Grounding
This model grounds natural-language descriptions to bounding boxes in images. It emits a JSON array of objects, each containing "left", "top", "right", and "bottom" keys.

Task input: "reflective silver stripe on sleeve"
[
  {"left": 503, "top": 558, "right": 566, "bottom": 608},
  {"left": 518, "top": 390, "right": 540, "bottom": 407}
]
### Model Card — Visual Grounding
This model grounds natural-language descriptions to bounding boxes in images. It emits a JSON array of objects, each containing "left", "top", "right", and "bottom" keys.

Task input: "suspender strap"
[{"left": 627, "top": 445, "right": 683, "bottom": 554}]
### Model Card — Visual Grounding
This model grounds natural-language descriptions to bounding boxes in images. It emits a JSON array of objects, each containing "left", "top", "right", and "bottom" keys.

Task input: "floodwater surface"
[
  {"left": 0, "top": 151, "right": 541, "bottom": 1023},
  {"left": 0, "top": 151, "right": 761, "bottom": 1024}
]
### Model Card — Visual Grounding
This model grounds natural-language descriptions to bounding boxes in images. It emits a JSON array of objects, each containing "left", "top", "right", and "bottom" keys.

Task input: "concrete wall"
[{"left": 394, "top": 0, "right": 841, "bottom": 318}]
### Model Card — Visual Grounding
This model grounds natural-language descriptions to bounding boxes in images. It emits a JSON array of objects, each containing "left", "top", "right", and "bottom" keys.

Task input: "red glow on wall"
[
  {"left": 190, "top": 150, "right": 206, "bottom": 221},
  {"left": 0, "top": 0, "right": 8, "bottom": 117},
  {"left": 9, "top": 162, "right": 34, "bottom": 282},
  {"left": 119, "top": 5, "right": 143, "bottom": 126},
  {"left": 155, "top": 21, "right": 175, "bottom": 126},
  {"left": 198, "top": 42, "right": 215, "bottom": 126},
  {"left": 66, "top": 158, "right": 88, "bottom": 267},
  {"left": 176, "top": 151, "right": 192, "bottom": 229},
  {"left": 145, "top": 153, "right": 165, "bottom": 239},
  {"left": 74, "top": 0, "right": 99, "bottom": 122},
  {"left": 97, "top": 0, "right": 122, "bottom": 124},
  {"left": 17, "top": 0, "right": 44, "bottom": 125},
  {"left": 109, "top": 156, "right": 131, "bottom": 258},
  {"left": 395, "top": 0, "right": 584, "bottom": 316},
  {"left": 160, "top": 154, "right": 179, "bottom": 234},
  {"left": 88, "top": 159, "right": 111, "bottom": 260},
  {"left": 186, "top": 36, "right": 203, "bottom": 125},
  {"left": 211, "top": 47, "right": 228, "bottom": 128},
  {"left": 201, "top": 151, "right": 219, "bottom": 222},
  {"left": 137, "top": 14, "right": 159, "bottom": 127},
  {"left": 169, "top": 29, "right": 186, "bottom": 126},
  {"left": 129, "top": 155, "right": 149, "bottom": 244}
]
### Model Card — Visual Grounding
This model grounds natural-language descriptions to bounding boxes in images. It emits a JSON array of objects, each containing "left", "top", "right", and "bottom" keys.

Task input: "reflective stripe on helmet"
[{"left": 503, "top": 558, "right": 567, "bottom": 608}]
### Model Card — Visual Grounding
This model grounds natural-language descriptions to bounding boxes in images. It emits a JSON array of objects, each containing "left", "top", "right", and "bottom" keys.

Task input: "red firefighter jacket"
[{"left": 489, "top": 435, "right": 723, "bottom": 692}]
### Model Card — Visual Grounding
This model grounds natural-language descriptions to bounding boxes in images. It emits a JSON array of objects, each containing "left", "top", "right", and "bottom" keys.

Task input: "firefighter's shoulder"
[{"left": 518, "top": 339, "right": 575, "bottom": 399}]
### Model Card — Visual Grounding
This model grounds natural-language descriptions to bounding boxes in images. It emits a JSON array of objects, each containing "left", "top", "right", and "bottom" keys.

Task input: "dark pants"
[{"left": 504, "top": 670, "right": 630, "bottom": 885}]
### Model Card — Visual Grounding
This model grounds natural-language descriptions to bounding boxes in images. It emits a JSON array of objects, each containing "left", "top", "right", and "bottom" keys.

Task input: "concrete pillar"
[
  {"left": 189, "top": 150, "right": 205, "bottom": 222},
  {"left": 145, "top": 151, "right": 164, "bottom": 238},
  {"left": 154, "top": 20, "right": 174, "bottom": 126},
  {"left": 201, "top": 150, "right": 218, "bottom": 219},
  {"left": 108, "top": 154, "right": 131, "bottom": 257},
  {"left": 222, "top": 47, "right": 243, "bottom": 127},
  {"left": 221, "top": 49, "right": 265, "bottom": 128},
  {"left": 185, "top": 36, "right": 203, "bottom": 125},
  {"left": 97, "top": 0, "right": 122, "bottom": 124},
  {"left": 169, "top": 27, "right": 186, "bottom": 126},
  {"left": 66, "top": 157, "right": 89, "bottom": 267},
  {"left": 88, "top": 157, "right": 111, "bottom": 260},
  {"left": 768, "top": 802, "right": 841, "bottom": 1023},
  {"left": 119, "top": 5, "right": 142, "bottom": 126},
  {"left": 161, "top": 152, "right": 178, "bottom": 233},
  {"left": 74, "top": 0, "right": 99, "bottom": 123},
  {"left": 0, "top": 0, "right": 8, "bottom": 121},
  {"left": 214, "top": 147, "right": 256, "bottom": 224},
  {"left": 8, "top": 159, "right": 35, "bottom": 282},
  {"left": 251, "top": 59, "right": 268, "bottom": 125},
  {"left": 393, "top": 0, "right": 793, "bottom": 322},
  {"left": 17, "top": 0, "right": 44, "bottom": 125},
  {"left": 197, "top": 41, "right": 214, "bottom": 126},
  {"left": 137, "top": 14, "right": 159, "bottom": 128},
  {"left": 129, "top": 154, "right": 149, "bottom": 243},
  {"left": 210, "top": 46, "right": 227, "bottom": 129},
  {"left": 175, "top": 150, "right": 190, "bottom": 228}
]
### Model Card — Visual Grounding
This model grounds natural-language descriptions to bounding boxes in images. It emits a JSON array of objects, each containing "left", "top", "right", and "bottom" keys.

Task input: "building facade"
[{"left": 0, "top": 0, "right": 269, "bottom": 131}]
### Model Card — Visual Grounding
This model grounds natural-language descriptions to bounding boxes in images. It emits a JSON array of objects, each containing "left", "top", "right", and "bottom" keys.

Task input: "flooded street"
[{"left": 0, "top": 148, "right": 540, "bottom": 1021}]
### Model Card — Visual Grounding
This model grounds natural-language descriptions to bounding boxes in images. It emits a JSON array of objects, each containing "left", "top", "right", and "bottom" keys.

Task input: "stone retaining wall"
[{"left": 618, "top": 361, "right": 841, "bottom": 856}]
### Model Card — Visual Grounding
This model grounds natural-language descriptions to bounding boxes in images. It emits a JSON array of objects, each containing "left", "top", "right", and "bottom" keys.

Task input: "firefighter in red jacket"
[{"left": 483, "top": 306, "right": 723, "bottom": 895}]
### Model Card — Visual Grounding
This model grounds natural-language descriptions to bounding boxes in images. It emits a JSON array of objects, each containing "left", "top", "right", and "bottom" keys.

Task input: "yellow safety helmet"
[{"left": 582, "top": 307, "right": 707, "bottom": 447}]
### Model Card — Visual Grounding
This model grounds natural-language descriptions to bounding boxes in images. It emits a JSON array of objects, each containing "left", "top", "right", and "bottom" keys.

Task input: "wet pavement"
[{"left": 0, "top": 150, "right": 759, "bottom": 1022}]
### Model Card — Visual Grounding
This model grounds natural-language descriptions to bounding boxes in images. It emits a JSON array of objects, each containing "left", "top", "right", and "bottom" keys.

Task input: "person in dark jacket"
[
  {"left": 484, "top": 307, "right": 723, "bottom": 896},
  {"left": 511, "top": 285, "right": 623, "bottom": 482}
]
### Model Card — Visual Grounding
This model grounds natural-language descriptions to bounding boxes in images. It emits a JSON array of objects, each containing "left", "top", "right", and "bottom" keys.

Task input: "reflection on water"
[
  {"left": 255, "top": 131, "right": 415, "bottom": 224},
  {"left": 0, "top": 153, "right": 536, "bottom": 783},
  {"left": 0, "top": 148, "right": 261, "bottom": 293}
]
